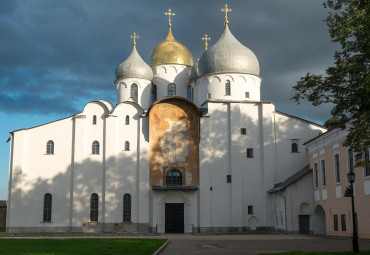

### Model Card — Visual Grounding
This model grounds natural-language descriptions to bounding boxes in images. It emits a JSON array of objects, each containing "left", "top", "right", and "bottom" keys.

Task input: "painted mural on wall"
[{"left": 149, "top": 98, "right": 199, "bottom": 186}]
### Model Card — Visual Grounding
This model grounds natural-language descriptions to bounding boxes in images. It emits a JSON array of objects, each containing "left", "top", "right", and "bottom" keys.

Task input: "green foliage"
[
  {"left": 0, "top": 238, "right": 166, "bottom": 255},
  {"left": 292, "top": 0, "right": 370, "bottom": 167}
]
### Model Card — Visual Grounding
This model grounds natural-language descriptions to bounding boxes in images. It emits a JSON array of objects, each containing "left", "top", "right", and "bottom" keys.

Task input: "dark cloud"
[{"left": 0, "top": 0, "right": 337, "bottom": 124}]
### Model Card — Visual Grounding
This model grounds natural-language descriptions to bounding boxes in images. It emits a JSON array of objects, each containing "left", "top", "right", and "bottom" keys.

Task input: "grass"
[
  {"left": 0, "top": 227, "right": 5, "bottom": 232},
  {"left": 0, "top": 238, "right": 167, "bottom": 255},
  {"left": 263, "top": 252, "right": 370, "bottom": 255}
]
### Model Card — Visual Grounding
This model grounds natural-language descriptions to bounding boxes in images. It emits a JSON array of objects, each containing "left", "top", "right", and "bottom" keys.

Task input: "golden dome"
[{"left": 149, "top": 27, "right": 194, "bottom": 67}]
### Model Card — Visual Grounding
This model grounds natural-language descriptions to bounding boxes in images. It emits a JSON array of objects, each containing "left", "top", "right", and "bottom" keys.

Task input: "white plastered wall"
[{"left": 116, "top": 78, "right": 152, "bottom": 109}]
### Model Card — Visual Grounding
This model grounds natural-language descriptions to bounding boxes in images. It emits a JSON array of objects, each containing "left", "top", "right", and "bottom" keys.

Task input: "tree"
[{"left": 292, "top": 0, "right": 370, "bottom": 167}]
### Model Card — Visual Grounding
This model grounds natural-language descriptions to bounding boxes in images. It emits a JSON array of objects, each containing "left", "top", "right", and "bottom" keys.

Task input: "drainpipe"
[{"left": 278, "top": 192, "right": 288, "bottom": 234}]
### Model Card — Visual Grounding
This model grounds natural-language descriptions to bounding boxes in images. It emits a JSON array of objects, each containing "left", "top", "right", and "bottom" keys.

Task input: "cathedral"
[{"left": 6, "top": 6, "right": 326, "bottom": 234}]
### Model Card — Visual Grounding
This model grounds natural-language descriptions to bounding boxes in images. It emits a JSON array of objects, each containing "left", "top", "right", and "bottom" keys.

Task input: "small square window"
[
  {"left": 247, "top": 148, "right": 254, "bottom": 158},
  {"left": 241, "top": 128, "right": 247, "bottom": 135},
  {"left": 245, "top": 92, "right": 250, "bottom": 98},
  {"left": 248, "top": 206, "right": 254, "bottom": 215},
  {"left": 227, "top": 175, "right": 231, "bottom": 183}
]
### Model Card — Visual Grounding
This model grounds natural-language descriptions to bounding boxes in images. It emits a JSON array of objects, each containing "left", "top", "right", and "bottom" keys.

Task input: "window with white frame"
[
  {"left": 291, "top": 139, "right": 299, "bottom": 153},
  {"left": 130, "top": 83, "right": 138, "bottom": 101},
  {"left": 168, "top": 83, "right": 176, "bottom": 96},
  {"left": 92, "top": 141, "right": 100, "bottom": 154},
  {"left": 321, "top": 159, "right": 327, "bottom": 186},
  {"left": 334, "top": 153, "right": 341, "bottom": 183},
  {"left": 313, "top": 162, "right": 319, "bottom": 187},
  {"left": 347, "top": 148, "right": 354, "bottom": 173},
  {"left": 225, "top": 80, "right": 231, "bottom": 95},
  {"left": 46, "top": 140, "right": 54, "bottom": 154}
]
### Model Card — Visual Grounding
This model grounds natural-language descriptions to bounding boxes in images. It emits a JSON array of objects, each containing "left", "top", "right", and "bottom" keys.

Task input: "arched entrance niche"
[
  {"left": 312, "top": 205, "right": 326, "bottom": 234},
  {"left": 148, "top": 97, "right": 200, "bottom": 187},
  {"left": 157, "top": 190, "right": 193, "bottom": 233}
]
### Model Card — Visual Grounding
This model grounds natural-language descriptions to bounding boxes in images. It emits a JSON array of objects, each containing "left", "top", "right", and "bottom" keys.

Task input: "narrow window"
[
  {"left": 125, "top": 141, "right": 130, "bottom": 151},
  {"left": 207, "top": 93, "right": 211, "bottom": 99},
  {"left": 151, "top": 84, "right": 157, "bottom": 104},
  {"left": 186, "top": 85, "right": 192, "bottom": 100},
  {"left": 245, "top": 92, "right": 250, "bottom": 98},
  {"left": 123, "top": 193, "right": 131, "bottom": 222},
  {"left": 43, "top": 193, "right": 52, "bottom": 222},
  {"left": 313, "top": 162, "right": 319, "bottom": 187},
  {"left": 225, "top": 80, "right": 231, "bottom": 95},
  {"left": 247, "top": 148, "right": 254, "bottom": 158},
  {"left": 341, "top": 214, "right": 346, "bottom": 231},
  {"left": 347, "top": 149, "right": 354, "bottom": 173},
  {"left": 334, "top": 154, "right": 341, "bottom": 183},
  {"left": 321, "top": 159, "right": 327, "bottom": 186},
  {"left": 168, "top": 83, "right": 176, "bottom": 96},
  {"left": 92, "top": 141, "right": 100, "bottom": 154},
  {"left": 248, "top": 206, "right": 254, "bottom": 215},
  {"left": 364, "top": 148, "right": 370, "bottom": 177},
  {"left": 90, "top": 193, "right": 99, "bottom": 222},
  {"left": 130, "top": 83, "right": 138, "bottom": 101},
  {"left": 93, "top": 115, "right": 97, "bottom": 125},
  {"left": 241, "top": 128, "right": 247, "bottom": 135},
  {"left": 125, "top": 115, "right": 129, "bottom": 125},
  {"left": 46, "top": 140, "right": 54, "bottom": 154},
  {"left": 291, "top": 143, "right": 298, "bottom": 153},
  {"left": 166, "top": 169, "right": 182, "bottom": 186},
  {"left": 227, "top": 175, "right": 232, "bottom": 183},
  {"left": 334, "top": 215, "right": 338, "bottom": 231}
]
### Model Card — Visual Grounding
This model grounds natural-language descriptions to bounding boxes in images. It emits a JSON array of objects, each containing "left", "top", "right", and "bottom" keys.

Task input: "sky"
[{"left": 0, "top": 0, "right": 338, "bottom": 200}]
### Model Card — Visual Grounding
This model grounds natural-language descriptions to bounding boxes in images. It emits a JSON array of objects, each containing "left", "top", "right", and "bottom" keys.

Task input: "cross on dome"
[
  {"left": 221, "top": 4, "right": 232, "bottom": 25},
  {"left": 130, "top": 32, "right": 139, "bottom": 46},
  {"left": 202, "top": 34, "right": 211, "bottom": 50},
  {"left": 164, "top": 8, "right": 176, "bottom": 27}
]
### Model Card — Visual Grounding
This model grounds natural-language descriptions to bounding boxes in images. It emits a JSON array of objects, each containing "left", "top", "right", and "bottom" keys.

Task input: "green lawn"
[
  {"left": 0, "top": 238, "right": 167, "bottom": 255},
  {"left": 0, "top": 227, "right": 5, "bottom": 232},
  {"left": 263, "top": 252, "right": 370, "bottom": 255}
]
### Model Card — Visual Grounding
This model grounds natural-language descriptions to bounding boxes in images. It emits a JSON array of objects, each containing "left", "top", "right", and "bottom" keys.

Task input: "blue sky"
[{"left": 0, "top": 0, "right": 337, "bottom": 200}]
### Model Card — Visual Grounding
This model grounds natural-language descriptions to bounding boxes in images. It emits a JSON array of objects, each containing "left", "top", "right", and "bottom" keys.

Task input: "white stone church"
[{"left": 6, "top": 6, "right": 327, "bottom": 234}]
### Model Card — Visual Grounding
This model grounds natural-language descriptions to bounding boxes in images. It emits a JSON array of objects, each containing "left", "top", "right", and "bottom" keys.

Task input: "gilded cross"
[
  {"left": 202, "top": 34, "right": 211, "bottom": 50},
  {"left": 130, "top": 32, "right": 139, "bottom": 46},
  {"left": 221, "top": 4, "right": 232, "bottom": 25},
  {"left": 164, "top": 8, "right": 176, "bottom": 27}
]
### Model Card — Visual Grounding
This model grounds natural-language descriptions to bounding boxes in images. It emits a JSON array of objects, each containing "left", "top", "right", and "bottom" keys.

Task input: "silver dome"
[
  {"left": 189, "top": 58, "right": 199, "bottom": 81},
  {"left": 198, "top": 25, "right": 260, "bottom": 77},
  {"left": 115, "top": 46, "right": 153, "bottom": 81}
]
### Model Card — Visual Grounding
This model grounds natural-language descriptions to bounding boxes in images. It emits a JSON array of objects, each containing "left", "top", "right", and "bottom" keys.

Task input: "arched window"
[
  {"left": 291, "top": 143, "right": 298, "bottom": 152},
  {"left": 130, "top": 83, "right": 138, "bottom": 101},
  {"left": 166, "top": 169, "right": 182, "bottom": 186},
  {"left": 92, "top": 115, "right": 97, "bottom": 125},
  {"left": 125, "top": 141, "right": 130, "bottom": 151},
  {"left": 151, "top": 84, "right": 157, "bottom": 104},
  {"left": 90, "top": 193, "right": 99, "bottom": 222},
  {"left": 92, "top": 141, "right": 100, "bottom": 154},
  {"left": 123, "top": 193, "right": 131, "bottom": 222},
  {"left": 186, "top": 85, "right": 192, "bottom": 100},
  {"left": 43, "top": 193, "right": 52, "bottom": 222},
  {"left": 168, "top": 83, "right": 176, "bottom": 96},
  {"left": 46, "top": 140, "right": 54, "bottom": 154},
  {"left": 125, "top": 115, "right": 130, "bottom": 125},
  {"left": 225, "top": 80, "right": 231, "bottom": 95}
]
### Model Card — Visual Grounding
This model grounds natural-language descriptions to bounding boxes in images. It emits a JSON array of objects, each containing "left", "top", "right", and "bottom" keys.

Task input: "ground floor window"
[
  {"left": 334, "top": 215, "right": 338, "bottom": 231},
  {"left": 341, "top": 214, "right": 346, "bottom": 231},
  {"left": 90, "top": 193, "right": 99, "bottom": 222}
]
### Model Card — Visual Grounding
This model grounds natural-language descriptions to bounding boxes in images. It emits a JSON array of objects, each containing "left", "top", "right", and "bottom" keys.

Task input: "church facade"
[{"left": 6, "top": 7, "right": 326, "bottom": 233}]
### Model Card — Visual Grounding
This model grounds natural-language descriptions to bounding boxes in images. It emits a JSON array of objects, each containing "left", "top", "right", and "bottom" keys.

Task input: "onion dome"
[
  {"left": 149, "top": 27, "right": 194, "bottom": 67},
  {"left": 198, "top": 25, "right": 260, "bottom": 77},
  {"left": 189, "top": 58, "right": 199, "bottom": 81},
  {"left": 115, "top": 45, "right": 153, "bottom": 81}
]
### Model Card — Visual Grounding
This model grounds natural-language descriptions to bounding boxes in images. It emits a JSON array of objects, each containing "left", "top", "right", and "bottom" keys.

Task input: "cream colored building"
[{"left": 305, "top": 128, "right": 370, "bottom": 238}]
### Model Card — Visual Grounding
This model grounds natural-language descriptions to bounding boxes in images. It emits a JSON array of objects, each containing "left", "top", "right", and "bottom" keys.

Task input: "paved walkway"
[{"left": 158, "top": 234, "right": 370, "bottom": 255}]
